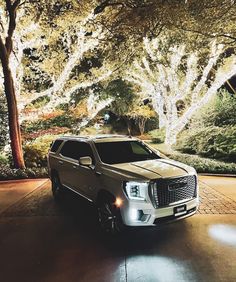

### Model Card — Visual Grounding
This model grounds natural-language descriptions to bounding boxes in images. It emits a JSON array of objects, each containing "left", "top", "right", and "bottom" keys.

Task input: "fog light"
[
  {"left": 115, "top": 197, "right": 122, "bottom": 207},
  {"left": 129, "top": 209, "right": 138, "bottom": 221}
]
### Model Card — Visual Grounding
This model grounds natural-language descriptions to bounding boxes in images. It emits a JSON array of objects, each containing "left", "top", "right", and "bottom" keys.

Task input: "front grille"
[{"left": 150, "top": 175, "right": 197, "bottom": 208}]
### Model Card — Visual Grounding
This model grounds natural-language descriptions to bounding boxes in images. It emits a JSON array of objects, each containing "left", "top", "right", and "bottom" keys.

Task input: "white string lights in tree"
[
  {"left": 0, "top": 7, "right": 113, "bottom": 125},
  {"left": 127, "top": 37, "right": 236, "bottom": 145}
]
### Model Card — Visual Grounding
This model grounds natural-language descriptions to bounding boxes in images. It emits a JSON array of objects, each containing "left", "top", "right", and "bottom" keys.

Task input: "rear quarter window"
[{"left": 50, "top": 140, "right": 63, "bottom": 152}]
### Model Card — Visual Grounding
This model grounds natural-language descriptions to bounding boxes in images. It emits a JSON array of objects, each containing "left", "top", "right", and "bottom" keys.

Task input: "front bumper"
[{"left": 120, "top": 197, "right": 199, "bottom": 226}]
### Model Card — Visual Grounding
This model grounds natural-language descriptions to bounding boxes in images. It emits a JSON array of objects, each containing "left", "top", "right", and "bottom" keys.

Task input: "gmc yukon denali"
[{"left": 48, "top": 135, "right": 199, "bottom": 233}]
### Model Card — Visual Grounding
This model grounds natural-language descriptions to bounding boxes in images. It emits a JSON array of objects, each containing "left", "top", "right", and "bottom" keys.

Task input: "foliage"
[
  {"left": 105, "top": 79, "right": 136, "bottom": 116},
  {"left": 126, "top": 104, "right": 156, "bottom": 135},
  {"left": 22, "top": 114, "right": 76, "bottom": 133},
  {"left": 0, "top": 93, "right": 8, "bottom": 150},
  {"left": 149, "top": 128, "right": 166, "bottom": 144},
  {"left": 0, "top": 153, "right": 9, "bottom": 165},
  {"left": 24, "top": 135, "right": 57, "bottom": 167},
  {"left": 175, "top": 91, "right": 236, "bottom": 162},
  {"left": 190, "top": 90, "right": 236, "bottom": 128},
  {"left": 166, "top": 152, "right": 236, "bottom": 174},
  {"left": 175, "top": 125, "right": 236, "bottom": 162},
  {"left": 22, "top": 127, "right": 70, "bottom": 141},
  {"left": 0, "top": 165, "right": 48, "bottom": 180},
  {"left": 127, "top": 36, "right": 236, "bottom": 144}
]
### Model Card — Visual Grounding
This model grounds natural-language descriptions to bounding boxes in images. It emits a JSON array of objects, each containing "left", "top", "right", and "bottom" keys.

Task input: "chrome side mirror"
[{"left": 79, "top": 156, "right": 92, "bottom": 167}]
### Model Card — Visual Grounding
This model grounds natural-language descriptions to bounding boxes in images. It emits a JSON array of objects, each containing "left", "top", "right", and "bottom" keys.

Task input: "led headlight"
[{"left": 124, "top": 181, "right": 148, "bottom": 201}]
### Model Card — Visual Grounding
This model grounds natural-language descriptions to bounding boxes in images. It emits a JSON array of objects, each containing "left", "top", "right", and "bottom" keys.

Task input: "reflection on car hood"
[{"left": 110, "top": 159, "right": 189, "bottom": 179}]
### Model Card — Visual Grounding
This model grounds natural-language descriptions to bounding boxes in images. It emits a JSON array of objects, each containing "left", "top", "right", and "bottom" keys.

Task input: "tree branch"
[{"left": 5, "top": 0, "right": 21, "bottom": 54}]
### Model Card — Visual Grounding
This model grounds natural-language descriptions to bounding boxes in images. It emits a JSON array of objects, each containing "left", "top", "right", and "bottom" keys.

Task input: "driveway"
[{"left": 0, "top": 176, "right": 236, "bottom": 282}]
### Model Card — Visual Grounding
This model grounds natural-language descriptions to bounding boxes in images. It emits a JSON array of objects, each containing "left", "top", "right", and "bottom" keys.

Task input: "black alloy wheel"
[{"left": 97, "top": 196, "right": 124, "bottom": 235}]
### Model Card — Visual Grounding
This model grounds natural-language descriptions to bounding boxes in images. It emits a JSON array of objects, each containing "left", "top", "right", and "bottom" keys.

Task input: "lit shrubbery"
[
  {"left": 24, "top": 135, "right": 57, "bottom": 167},
  {"left": 0, "top": 164, "right": 48, "bottom": 180},
  {"left": 23, "top": 114, "right": 76, "bottom": 133},
  {"left": 175, "top": 91, "right": 236, "bottom": 162},
  {"left": 149, "top": 128, "right": 166, "bottom": 144},
  {"left": 166, "top": 152, "right": 236, "bottom": 174},
  {"left": 175, "top": 126, "right": 236, "bottom": 162}
]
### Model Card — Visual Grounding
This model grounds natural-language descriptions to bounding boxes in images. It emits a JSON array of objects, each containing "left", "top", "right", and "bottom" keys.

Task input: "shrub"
[
  {"left": 166, "top": 152, "right": 236, "bottom": 174},
  {"left": 24, "top": 135, "right": 57, "bottom": 167},
  {"left": 0, "top": 164, "right": 48, "bottom": 180},
  {"left": 23, "top": 114, "right": 76, "bottom": 133},
  {"left": 191, "top": 90, "right": 236, "bottom": 128},
  {"left": 0, "top": 153, "right": 8, "bottom": 165},
  {"left": 175, "top": 126, "right": 236, "bottom": 162},
  {"left": 149, "top": 128, "right": 166, "bottom": 144}
]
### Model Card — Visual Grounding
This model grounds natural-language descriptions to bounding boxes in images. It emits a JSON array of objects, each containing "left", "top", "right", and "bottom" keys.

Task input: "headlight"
[{"left": 124, "top": 181, "right": 148, "bottom": 201}]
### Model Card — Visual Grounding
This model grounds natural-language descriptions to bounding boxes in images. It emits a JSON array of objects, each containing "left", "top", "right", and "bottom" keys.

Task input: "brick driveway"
[{"left": 198, "top": 180, "right": 236, "bottom": 214}]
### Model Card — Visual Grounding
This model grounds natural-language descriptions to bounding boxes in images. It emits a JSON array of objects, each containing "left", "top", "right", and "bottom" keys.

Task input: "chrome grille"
[{"left": 150, "top": 175, "right": 197, "bottom": 208}]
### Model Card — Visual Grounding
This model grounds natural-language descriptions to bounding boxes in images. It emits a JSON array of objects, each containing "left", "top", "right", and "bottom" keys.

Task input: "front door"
[{"left": 69, "top": 141, "right": 99, "bottom": 201}]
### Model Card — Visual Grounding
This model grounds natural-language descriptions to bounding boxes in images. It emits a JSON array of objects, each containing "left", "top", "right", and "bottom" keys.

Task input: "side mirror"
[{"left": 79, "top": 156, "right": 92, "bottom": 167}]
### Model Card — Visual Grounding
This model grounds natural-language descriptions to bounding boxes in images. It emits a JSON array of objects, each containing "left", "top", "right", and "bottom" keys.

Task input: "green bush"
[
  {"left": 191, "top": 90, "right": 236, "bottom": 128},
  {"left": 166, "top": 152, "right": 236, "bottom": 174},
  {"left": 149, "top": 128, "right": 166, "bottom": 144},
  {"left": 24, "top": 135, "right": 56, "bottom": 167},
  {"left": 0, "top": 165, "right": 48, "bottom": 180},
  {"left": 175, "top": 126, "right": 236, "bottom": 162},
  {"left": 0, "top": 153, "right": 8, "bottom": 165},
  {"left": 23, "top": 114, "right": 76, "bottom": 133}
]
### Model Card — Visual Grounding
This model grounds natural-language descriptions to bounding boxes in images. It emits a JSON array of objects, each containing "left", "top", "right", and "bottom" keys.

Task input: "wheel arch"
[{"left": 96, "top": 189, "right": 116, "bottom": 204}]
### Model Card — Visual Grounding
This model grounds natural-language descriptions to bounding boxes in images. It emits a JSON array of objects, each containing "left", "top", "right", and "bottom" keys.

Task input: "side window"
[
  {"left": 60, "top": 141, "right": 76, "bottom": 158},
  {"left": 77, "top": 142, "right": 94, "bottom": 163},
  {"left": 50, "top": 140, "right": 63, "bottom": 152},
  {"left": 60, "top": 141, "right": 94, "bottom": 163}
]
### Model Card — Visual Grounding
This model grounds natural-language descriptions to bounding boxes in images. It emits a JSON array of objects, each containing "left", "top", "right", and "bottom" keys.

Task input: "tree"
[
  {"left": 0, "top": 0, "right": 115, "bottom": 168},
  {"left": 0, "top": 0, "right": 25, "bottom": 168},
  {"left": 126, "top": 104, "right": 155, "bottom": 135},
  {"left": 103, "top": 78, "right": 136, "bottom": 134},
  {"left": 0, "top": 0, "right": 161, "bottom": 168},
  {"left": 127, "top": 37, "right": 236, "bottom": 144}
]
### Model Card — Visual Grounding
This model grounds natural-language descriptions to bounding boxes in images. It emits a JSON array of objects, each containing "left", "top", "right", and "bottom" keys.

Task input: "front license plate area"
[{"left": 174, "top": 204, "right": 187, "bottom": 216}]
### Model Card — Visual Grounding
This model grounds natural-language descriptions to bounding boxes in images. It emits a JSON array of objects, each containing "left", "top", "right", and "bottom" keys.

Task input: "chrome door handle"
[
  {"left": 58, "top": 160, "right": 63, "bottom": 165},
  {"left": 95, "top": 171, "right": 102, "bottom": 176},
  {"left": 72, "top": 165, "right": 77, "bottom": 169}
]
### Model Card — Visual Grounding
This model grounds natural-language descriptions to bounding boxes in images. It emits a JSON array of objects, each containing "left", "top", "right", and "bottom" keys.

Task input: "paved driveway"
[{"left": 0, "top": 176, "right": 236, "bottom": 282}]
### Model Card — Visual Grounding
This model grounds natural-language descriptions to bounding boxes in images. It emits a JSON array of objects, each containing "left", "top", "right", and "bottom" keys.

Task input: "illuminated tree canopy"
[
  {"left": 0, "top": 0, "right": 236, "bottom": 167},
  {"left": 127, "top": 37, "right": 236, "bottom": 144}
]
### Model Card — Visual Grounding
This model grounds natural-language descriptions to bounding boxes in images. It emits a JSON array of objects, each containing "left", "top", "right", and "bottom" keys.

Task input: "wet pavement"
[{"left": 0, "top": 177, "right": 236, "bottom": 282}]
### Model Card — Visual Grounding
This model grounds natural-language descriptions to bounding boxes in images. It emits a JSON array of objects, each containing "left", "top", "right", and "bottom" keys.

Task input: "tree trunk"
[
  {"left": 164, "top": 126, "right": 177, "bottom": 145},
  {"left": 0, "top": 41, "right": 25, "bottom": 168},
  {"left": 138, "top": 118, "right": 146, "bottom": 135}
]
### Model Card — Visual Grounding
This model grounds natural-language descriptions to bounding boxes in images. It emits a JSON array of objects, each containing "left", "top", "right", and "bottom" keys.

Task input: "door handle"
[
  {"left": 72, "top": 165, "right": 77, "bottom": 169},
  {"left": 58, "top": 160, "right": 63, "bottom": 165},
  {"left": 95, "top": 171, "right": 102, "bottom": 176}
]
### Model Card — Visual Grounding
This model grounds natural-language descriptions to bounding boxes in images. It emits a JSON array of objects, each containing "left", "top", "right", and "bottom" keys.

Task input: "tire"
[
  {"left": 51, "top": 174, "right": 65, "bottom": 201},
  {"left": 97, "top": 195, "right": 125, "bottom": 235}
]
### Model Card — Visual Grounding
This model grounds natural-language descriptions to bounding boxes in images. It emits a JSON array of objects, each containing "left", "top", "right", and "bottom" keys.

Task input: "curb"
[
  {"left": 198, "top": 173, "right": 236, "bottom": 178},
  {"left": 0, "top": 178, "right": 49, "bottom": 184}
]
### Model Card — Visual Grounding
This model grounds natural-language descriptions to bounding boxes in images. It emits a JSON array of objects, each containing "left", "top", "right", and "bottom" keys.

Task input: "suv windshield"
[{"left": 95, "top": 141, "right": 160, "bottom": 164}]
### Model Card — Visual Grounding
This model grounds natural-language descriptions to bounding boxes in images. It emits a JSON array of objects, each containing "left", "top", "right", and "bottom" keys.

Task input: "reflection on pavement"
[
  {"left": 127, "top": 255, "right": 198, "bottom": 282},
  {"left": 209, "top": 224, "right": 236, "bottom": 247}
]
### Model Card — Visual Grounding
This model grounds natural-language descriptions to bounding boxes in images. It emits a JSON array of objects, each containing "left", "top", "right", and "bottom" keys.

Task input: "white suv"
[{"left": 48, "top": 135, "right": 199, "bottom": 233}]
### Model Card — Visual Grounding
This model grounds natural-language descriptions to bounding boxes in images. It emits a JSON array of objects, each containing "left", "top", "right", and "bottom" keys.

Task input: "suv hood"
[{"left": 110, "top": 159, "right": 189, "bottom": 179}]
